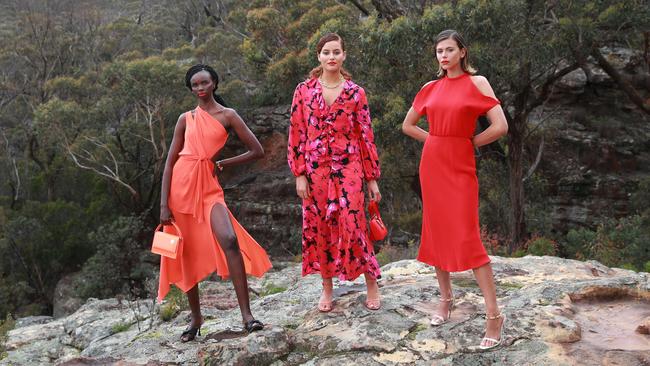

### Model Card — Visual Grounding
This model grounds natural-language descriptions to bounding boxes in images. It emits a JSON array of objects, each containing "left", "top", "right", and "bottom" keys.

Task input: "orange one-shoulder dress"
[{"left": 157, "top": 106, "right": 272, "bottom": 302}]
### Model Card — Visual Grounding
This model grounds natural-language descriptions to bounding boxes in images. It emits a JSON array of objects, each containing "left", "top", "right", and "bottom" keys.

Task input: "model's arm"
[
  {"left": 212, "top": 109, "right": 264, "bottom": 170},
  {"left": 470, "top": 76, "right": 508, "bottom": 147},
  {"left": 287, "top": 85, "right": 310, "bottom": 199},
  {"left": 401, "top": 107, "right": 428, "bottom": 142},
  {"left": 160, "top": 114, "right": 187, "bottom": 224},
  {"left": 356, "top": 87, "right": 382, "bottom": 202}
]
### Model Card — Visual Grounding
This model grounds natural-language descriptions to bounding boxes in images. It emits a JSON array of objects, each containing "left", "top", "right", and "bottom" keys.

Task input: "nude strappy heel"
[
  {"left": 318, "top": 281, "right": 334, "bottom": 312},
  {"left": 479, "top": 313, "right": 506, "bottom": 350},
  {"left": 430, "top": 297, "right": 454, "bottom": 326}
]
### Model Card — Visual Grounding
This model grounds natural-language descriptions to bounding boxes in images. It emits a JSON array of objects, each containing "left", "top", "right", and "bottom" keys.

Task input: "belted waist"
[
  {"left": 177, "top": 154, "right": 215, "bottom": 223},
  {"left": 178, "top": 154, "right": 214, "bottom": 163},
  {"left": 428, "top": 134, "right": 471, "bottom": 139}
]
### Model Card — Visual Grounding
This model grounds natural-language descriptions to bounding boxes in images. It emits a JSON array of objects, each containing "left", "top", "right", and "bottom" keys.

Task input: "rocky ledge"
[{"left": 2, "top": 256, "right": 649, "bottom": 365}]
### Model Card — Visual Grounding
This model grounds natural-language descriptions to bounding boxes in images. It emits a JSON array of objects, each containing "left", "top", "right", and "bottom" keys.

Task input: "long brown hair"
[
  {"left": 309, "top": 33, "right": 352, "bottom": 80},
  {"left": 435, "top": 30, "right": 476, "bottom": 77}
]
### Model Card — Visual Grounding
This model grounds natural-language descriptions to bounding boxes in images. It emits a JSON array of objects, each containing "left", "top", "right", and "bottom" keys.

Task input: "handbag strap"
[{"left": 155, "top": 221, "right": 183, "bottom": 240}]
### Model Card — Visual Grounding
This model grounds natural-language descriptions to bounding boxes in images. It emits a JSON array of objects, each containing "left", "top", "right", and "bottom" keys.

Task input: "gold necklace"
[{"left": 318, "top": 76, "right": 345, "bottom": 89}]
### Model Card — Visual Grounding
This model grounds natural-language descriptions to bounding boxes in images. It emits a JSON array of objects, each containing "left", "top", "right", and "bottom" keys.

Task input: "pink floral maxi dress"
[{"left": 288, "top": 78, "right": 382, "bottom": 280}]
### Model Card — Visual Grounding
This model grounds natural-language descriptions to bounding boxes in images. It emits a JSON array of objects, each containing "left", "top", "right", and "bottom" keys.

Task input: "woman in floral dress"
[{"left": 288, "top": 33, "right": 382, "bottom": 312}]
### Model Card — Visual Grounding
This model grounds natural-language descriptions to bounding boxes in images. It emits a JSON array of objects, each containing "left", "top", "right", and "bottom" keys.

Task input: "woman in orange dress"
[
  {"left": 158, "top": 64, "right": 272, "bottom": 342},
  {"left": 401, "top": 30, "right": 508, "bottom": 349}
]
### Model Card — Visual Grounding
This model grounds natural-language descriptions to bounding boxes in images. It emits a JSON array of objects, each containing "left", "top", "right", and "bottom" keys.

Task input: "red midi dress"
[
  {"left": 412, "top": 73, "right": 500, "bottom": 272},
  {"left": 157, "top": 106, "right": 272, "bottom": 302},
  {"left": 288, "top": 78, "right": 382, "bottom": 281}
]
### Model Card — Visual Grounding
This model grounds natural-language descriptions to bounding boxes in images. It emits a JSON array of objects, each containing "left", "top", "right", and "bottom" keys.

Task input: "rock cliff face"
[
  {"left": 219, "top": 105, "right": 301, "bottom": 257},
  {"left": 3, "top": 256, "right": 650, "bottom": 365},
  {"left": 542, "top": 47, "right": 650, "bottom": 231}
]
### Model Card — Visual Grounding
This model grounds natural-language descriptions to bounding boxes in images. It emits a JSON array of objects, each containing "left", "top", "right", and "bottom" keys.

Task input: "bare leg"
[
  {"left": 210, "top": 204, "right": 255, "bottom": 325},
  {"left": 364, "top": 273, "right": 380, "bottom": 309},
  {"left": 434, "top": 267, "right": 453, "bottom": 319},
  {"left": 473, "top": 263, "right": 504, "bottom": 347},
  {"left": 319, "top": 276, "right": 333, "bottom": 311},
  {"left": 180, "top": 284, "right": 203, "bottom": 341}
]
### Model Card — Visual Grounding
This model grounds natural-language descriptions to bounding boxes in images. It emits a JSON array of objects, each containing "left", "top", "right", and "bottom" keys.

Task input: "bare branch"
[
  {"left": 527, "top": 62, "right": 580, "bottom": 113},
  {"left": 591, "top": 46, "right": 650, "bottom": 115},
  {"left": 370, "top": 0, "right": 406, "bottom": 22},
  {"left": 523, "top": 135, "right": 544, "bottom": 182},
  {"left": 347, "top": 0, "right": 370, "bottom": 16},
  {"left": 63, "top": 134, "right": 138, "bottom": 197}
]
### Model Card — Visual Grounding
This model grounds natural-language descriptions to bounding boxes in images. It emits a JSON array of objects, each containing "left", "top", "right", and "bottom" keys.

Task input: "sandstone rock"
[
  {"left": 538, "top": 314, "right": 582, "bottom": 343},
  {"left": 53, "top": 272, "right": 85, "bottom": 318},
  {"left": 3, "top": 256, "right": 650, "bottom": 365},
  {"left": 198, "top": 326, "right": 291, "bottom": 366},
  {"left": 13, "top": 315, "right": 53, "bottom": 329},
  {"left": 635, "top": 316, "right": 650, "bottom": 334},
  {"left": 602, "top": 350, "right": 650, "bottom": 366},
  {"left": 557, "top": 68, "right": 587, "bottom": 94}
]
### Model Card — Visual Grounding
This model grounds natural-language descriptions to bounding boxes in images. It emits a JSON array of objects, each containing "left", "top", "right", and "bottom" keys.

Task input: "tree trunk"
[{"left": 507, "top": 118, "right": 527, "bottom": 253}]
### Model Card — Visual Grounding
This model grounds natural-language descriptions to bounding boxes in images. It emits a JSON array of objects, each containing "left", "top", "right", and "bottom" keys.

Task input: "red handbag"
[
  {"left": 151, "top": 222, "right": 183, "bottom": 259},
  {"left": 368, "top": 200, "right": 388, "bottom": 241}
]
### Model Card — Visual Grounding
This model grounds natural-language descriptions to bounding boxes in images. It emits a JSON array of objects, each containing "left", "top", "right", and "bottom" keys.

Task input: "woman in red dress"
[
  {"left": 401, "top": 30, "right": 508, "bottom": 349},
  {"left": 288, "top": 33, "right": 382, "bottom": 312},
  {"left": 159, "top": 64, "right": 272, "bottom": 342}
]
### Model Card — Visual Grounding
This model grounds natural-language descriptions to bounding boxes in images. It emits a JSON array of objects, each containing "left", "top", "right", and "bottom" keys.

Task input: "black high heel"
[
  {"left": 180, "top": 325, "right": 202, "bottom": 342},
  {"left": 244, "top": 319, "right": 264, "bottom": 333}
]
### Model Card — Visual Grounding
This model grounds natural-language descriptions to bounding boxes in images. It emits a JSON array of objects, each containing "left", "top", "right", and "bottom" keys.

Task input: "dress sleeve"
[
  {"left": 356, "top": 87, "right": 381, "bottom": 181},
  {"left": 288, "top": 84, "right": 307, "bottom": 176},
  {"left": 412, "top": 80, "right": 436, "bottom": 115},
  {"left": 475, "top": 93, "right": 500, "bottom": 115}
]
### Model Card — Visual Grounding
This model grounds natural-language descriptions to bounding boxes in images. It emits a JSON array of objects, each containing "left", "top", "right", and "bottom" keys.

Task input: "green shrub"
[
  {"left": 375, "top": 240, "right": 419, "bottom": 266},
  {"left": 563, "top": 228, "right": 596, "bottom": 260},
  {"left": 260, "top": 282, "right": 287, "bottom": 297},
  {"left": 394, "top": 210, "right": 422, "bottom": 235},
  {"left": 512, "top": 249, "right": 527, "bottom": 258},
  {"left": 159, "top": 304, "right": 177, "bottom": 322},
  {"left": 526, "top": 236, "right": 558, "bottom": 256},
  {"left": 561, "top": 215, "right": 650, "bottom": 271},
  {"left": 620, "top": 263, "right": 637, "bottom": 271},
  {"left": 159, "top": 286, "right": 189, "bottom": 322},
  {"left": 110, "top": 322, "right": 131, "bottom": 334},
  {"left": 76, "top": 215, "right": 153, "bottom": 299},
  {"left": 0, "top": 314, "right": 15, "bottom": 360}
]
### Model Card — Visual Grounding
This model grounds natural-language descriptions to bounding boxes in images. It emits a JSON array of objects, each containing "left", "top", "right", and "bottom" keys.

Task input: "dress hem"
[
  {"left": 302, "top": 268, "right": 381, "bottom": 281},
  {"left": 416, "top": 256, "right": 491, "bottom": 273}
]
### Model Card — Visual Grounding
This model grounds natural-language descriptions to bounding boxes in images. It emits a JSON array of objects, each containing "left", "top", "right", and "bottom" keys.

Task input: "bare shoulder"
[
  {"left": 175, "top": 113, "right": 187, "bottom": 128},
  {"left": 221, "top": 107, "right": 244, "bottom": 128},
  {"left": 421, "top": 79, "right": 438, "bottom": 90},
  {"left": 470, "top": 75, "right": 496, "bottom": 98},
  {"left": 222, "top": 107, "right": 240, "bottom": 120}
]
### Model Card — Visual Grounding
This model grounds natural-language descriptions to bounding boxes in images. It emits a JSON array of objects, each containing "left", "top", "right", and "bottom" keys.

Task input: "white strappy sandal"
[
  {"left": 430, "top": 297, "right": 454, "bottom": 326},
  {"left": 479, "top": 313, "right": 507, "bottom": 350}
]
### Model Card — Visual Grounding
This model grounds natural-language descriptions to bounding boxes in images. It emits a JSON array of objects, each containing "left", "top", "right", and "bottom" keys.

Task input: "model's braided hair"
[{"left": 185, "top": 64, "right": 228, "bottom": 107}]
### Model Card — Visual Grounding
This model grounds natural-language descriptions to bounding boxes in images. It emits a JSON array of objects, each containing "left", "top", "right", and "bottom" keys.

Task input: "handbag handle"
[
  {"left": 368, "top": 200, "right": 381, "bottom": 219},
  {"left": 155, "top": 221, "right": 183, "bottom": 240}
]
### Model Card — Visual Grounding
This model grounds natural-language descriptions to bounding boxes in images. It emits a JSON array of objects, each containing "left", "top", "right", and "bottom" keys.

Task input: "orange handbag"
[
  {"left": 151, "top": 222, "right": 183, "bottom": 259},
  {"left": 368, "top": 200, "right": 388, "bottom": 241}
]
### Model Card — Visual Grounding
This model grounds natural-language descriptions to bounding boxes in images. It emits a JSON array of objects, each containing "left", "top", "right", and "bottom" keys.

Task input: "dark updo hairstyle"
[
  {"left": 185, "top": 64, "right": 228, "bottom": 107},
  {"left": 434, "top": 30, "right": 476, "bottom": 77}
]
